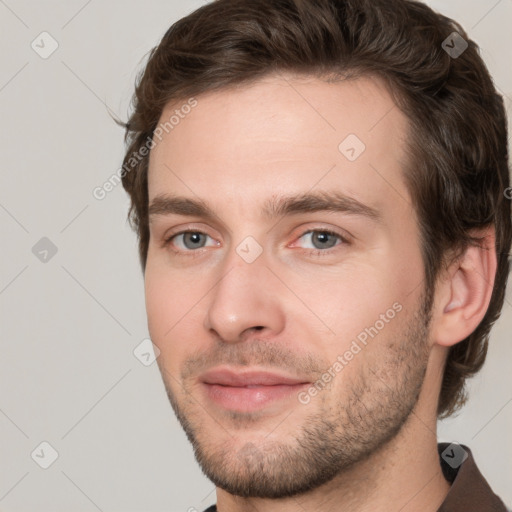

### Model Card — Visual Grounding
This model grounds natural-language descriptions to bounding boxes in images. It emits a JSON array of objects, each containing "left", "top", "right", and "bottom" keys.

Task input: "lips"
[
  {"left": 200, "top": 368, "right": 309, "bottom": 387},
  {"left": 200, "top": 368, "right": 311, "bottom": 412}
]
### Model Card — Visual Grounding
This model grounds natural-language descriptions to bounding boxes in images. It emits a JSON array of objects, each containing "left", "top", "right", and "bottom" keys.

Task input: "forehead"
[{"left": 147, "top": 73, "right": 412, "bottom": 219}]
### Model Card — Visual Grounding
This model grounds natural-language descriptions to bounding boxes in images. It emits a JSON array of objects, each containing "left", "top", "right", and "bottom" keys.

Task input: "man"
[{"left": 119, "top": 0, "right": 511, "bottom": 510}]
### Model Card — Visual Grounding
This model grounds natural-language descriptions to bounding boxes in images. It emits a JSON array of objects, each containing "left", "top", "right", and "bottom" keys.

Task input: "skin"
[{"left": 144, "top": 72, "right": 496, "bottom": 512}]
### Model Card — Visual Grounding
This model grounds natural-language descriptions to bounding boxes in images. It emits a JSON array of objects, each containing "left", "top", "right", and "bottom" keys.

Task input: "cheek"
[
  {"left": 292, "top": 261, "right": 391, "bottom": 325},
  {"left": 145, "top": 252, "right": 195, "bottom": 329},
  {"left": 294, "top": 260, "right": 414, "bottom": 358},
  {"left": 145, "top": 266, "right": 171, "bottom": 337},
  {"left": 144, "top": 261, "right": 209, "bottom": 371},
  {"left": 145, "top": 264, "right": 184, "bottom": 354}
]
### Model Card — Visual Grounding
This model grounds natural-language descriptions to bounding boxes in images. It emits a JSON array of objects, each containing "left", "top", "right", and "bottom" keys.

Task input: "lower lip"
[{"left": 202, "top": 382, "right": 309, "bottom": 412}]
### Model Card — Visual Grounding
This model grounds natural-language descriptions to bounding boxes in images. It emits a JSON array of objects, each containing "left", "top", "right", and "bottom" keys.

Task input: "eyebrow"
[{"left": 148, "top": 191, "right": 382, "bottom": 224}]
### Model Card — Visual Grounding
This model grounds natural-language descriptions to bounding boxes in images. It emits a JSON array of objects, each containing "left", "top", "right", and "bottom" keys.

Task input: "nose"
[{"left": 203, "top": 247, "right": 286, "bottom": 343}]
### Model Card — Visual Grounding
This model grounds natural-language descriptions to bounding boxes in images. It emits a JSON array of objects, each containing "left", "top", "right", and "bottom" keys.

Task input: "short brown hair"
[{"left": 118, "top": 0, "right": 511, "bottom": 418}]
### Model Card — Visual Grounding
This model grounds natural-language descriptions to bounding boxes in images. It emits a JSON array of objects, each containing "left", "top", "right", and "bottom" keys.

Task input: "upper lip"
[{"left": 200, "top": 368, "right": 310, "bottom": 387}]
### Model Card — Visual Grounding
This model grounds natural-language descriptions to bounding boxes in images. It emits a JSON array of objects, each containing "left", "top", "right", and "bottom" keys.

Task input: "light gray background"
[{"left": 0, "top": 1, "right": 511, "bottom": 511}]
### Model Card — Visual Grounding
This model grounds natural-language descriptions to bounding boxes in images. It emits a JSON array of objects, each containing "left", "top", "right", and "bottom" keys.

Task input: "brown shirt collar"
[
  {"left": 437, "top": 442, "right": 508, "bottom": 511},
  {"left": 203, "top": 443, "right": 509, "bottom": 512}
]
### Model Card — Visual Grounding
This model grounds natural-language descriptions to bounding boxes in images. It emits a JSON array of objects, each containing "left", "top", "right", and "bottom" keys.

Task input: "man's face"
[{"left": 145, "top": 73, "right": 432, "bottom": 498}]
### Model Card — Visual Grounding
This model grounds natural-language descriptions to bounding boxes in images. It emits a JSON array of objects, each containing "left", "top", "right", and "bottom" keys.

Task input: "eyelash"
[{"left": 162, "top": 228, "right": 349, "bottom": 258}]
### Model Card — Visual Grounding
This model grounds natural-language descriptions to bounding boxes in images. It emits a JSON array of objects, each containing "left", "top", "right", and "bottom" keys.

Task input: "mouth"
[{"left": 200, "top": 368, "right": 311, "bottom": 412}]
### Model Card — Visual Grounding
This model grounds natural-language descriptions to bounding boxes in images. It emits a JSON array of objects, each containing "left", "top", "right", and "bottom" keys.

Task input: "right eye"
[{"left": 165, "top": 231, "right": 219, "bottom": 253}]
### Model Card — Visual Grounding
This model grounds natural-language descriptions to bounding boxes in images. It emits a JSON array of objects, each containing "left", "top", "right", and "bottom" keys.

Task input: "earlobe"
[{"left": 432, "top": 227, "right": 497, "bottom": 347}]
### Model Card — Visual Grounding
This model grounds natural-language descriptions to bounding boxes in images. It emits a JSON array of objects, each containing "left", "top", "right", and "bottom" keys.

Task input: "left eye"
[{"left": 296, "top": 230, "right": 344, "bottom": 250}]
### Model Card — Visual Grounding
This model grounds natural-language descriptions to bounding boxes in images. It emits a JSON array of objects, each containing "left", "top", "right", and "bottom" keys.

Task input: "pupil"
[
  {"left": 185, "top": 232, "right": 204, "bottom": 248},
  {"left": 314, "top": 232, "right": 335, "bottom": 249}
]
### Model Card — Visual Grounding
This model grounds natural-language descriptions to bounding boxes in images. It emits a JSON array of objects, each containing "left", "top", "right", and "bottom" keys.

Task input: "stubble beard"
[{"left": 159, "top": 291, "right": 433, "bottom": 499}]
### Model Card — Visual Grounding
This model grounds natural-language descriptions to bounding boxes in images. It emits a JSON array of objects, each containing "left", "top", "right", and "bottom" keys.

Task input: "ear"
[{"left": 431, "top": 226, "right": 497, "bottom": 347}]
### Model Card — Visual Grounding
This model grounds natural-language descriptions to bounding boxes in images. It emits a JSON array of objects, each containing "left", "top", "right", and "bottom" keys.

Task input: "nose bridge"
[{"left": 204, "top": 238, "right": 284, "bottom": 342}]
